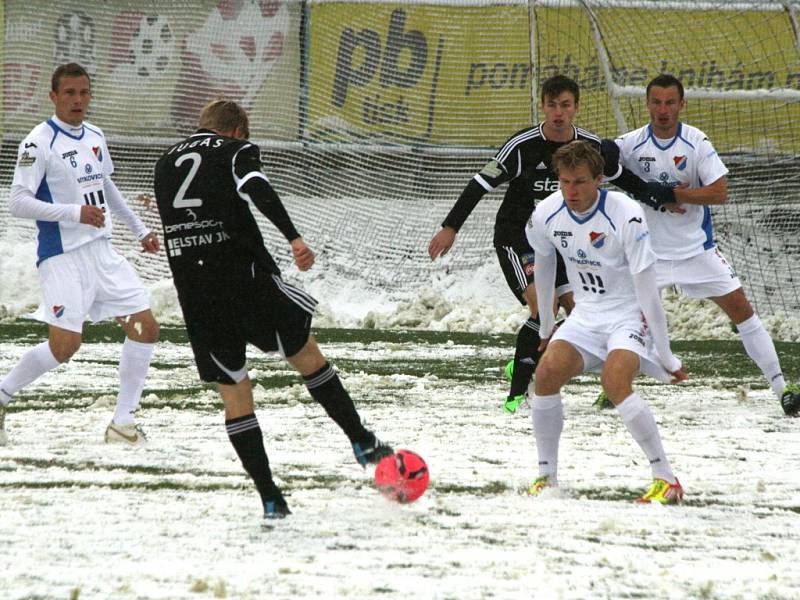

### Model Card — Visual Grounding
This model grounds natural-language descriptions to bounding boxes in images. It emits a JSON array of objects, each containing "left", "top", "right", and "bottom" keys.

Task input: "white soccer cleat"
[
  {"left": 104, "top": 422, "right": 147, "bottom": 446},
  {"left": 0, "top": 404, "right": 8, "bottom": 446}
]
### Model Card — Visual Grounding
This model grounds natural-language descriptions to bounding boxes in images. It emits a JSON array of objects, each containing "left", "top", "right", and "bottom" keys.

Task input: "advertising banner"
[
  {"left": 2, "top": 0, "right": 301, "bottom": 140},
  {"left": 306, "top": 3, "right": 533, "bottom": 146}
]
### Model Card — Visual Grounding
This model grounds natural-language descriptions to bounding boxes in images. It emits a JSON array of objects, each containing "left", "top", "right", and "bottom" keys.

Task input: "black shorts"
[
  {"left": 175, "top": 260, "right": 317, "bottom": 385},
  {"left": 495, "top": 245, "right": 571, "bottom": 306}
]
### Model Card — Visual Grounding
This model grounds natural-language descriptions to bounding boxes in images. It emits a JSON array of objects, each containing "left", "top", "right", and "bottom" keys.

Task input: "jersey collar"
[
  {"left": 47, "top": 115, "right": 85, "bottom": 140},
  {"left": 647, "top": 122, "right": 682, "bottom": 151},
  {"left": 539, "top": 121, "right": 577, "bottom": 143},
  {"left": 566, "top": 189, "right": 606, "bottom": 224}
]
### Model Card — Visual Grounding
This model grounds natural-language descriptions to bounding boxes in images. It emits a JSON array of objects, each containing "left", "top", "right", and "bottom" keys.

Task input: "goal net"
[{"left": 1, "top": 0, "right": 799, "bottom": 320}]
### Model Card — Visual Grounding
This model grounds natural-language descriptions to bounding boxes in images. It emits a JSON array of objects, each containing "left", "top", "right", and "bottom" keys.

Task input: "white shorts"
[
  {"left": 551, "top": 316, "right": 668, "bottom": 381},
  {"left": 33, "top": 238, "right": 150, "bottom": 333},
  {"left": 655, "top": 247, "right": 741, "bottom": 298}
]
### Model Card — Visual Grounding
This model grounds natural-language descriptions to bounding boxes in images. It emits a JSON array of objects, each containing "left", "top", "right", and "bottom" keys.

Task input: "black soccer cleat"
[
  {"left": 263, "top": 497, "right": 292, "bottom": 520},
  {"left": 352, "top": 431, "right": 394, "bottom": 468},
  {"left": 781, "top": 384, "right": 800, "bottom": 417}
]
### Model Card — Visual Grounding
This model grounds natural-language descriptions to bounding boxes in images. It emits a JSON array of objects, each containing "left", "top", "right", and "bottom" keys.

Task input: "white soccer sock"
[
  {"left": 531, "top": 393, "right": 563, "bottom": 483},
  {"left": 736, "top": 314, "right": 785, "bottom": 399},
  {"left": 616, "top": 392, "right": 675, "bottom": 483},
  {"left": 0, "top": 341, "right": 61, "bottom": 404},
  {"left": 113, "top": 338, "right": 155, "bottom": 425}
]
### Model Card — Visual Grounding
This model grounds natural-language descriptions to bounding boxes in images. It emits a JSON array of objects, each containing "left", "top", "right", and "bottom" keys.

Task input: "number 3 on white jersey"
[{"left": 173, "top": 152, "right": 203, "bottom": 209}]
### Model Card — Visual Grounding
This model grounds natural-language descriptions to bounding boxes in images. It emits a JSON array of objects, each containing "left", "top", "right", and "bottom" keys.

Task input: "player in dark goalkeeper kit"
[{"left": 153, "top": 100, "right": 393, "bottom": 520}]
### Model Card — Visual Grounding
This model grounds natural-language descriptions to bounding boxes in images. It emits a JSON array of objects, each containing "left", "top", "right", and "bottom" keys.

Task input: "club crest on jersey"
[
  {"left": 589, "top": 231, "right": 606, "bottom": 249},
  {"left": 52, "top": 305, "right": 65, "bottom": 318},
  {"left": 92, "top": 146, "right": 103, "bottom": 161},
  {"left": 673, "top": 155, "right": 687, "bottom": 171}
]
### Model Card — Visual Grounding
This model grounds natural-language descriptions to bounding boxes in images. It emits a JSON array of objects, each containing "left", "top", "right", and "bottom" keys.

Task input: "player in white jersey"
[
  {"left": 525, "top": 141, "right": 687, "bottom": 504},
  {"left": 615, "top": 74, "right": 799, "bottom": 416},
  {"left": 0, "top": 63, "right": 160, "bottom": 446}
]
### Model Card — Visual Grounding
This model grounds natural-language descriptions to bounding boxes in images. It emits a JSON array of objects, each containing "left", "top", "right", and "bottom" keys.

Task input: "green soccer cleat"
[
  {"left": 504, "top": 359, "right": 514, "bottom": 382},
  {"left": 637, "top": 478, "right": 684, "bottom": 505},
  {"left": 593, "top": 390, "right": 614, "bottom": 410},
  {"left": 781, "top": 384, "right": 800, "bottom": 416},
  {"left": 504, "top": 394, "right": 525, "bottom": 414},
  {"left": 527, "top": 475, "right": 552, "bottom": 497}
]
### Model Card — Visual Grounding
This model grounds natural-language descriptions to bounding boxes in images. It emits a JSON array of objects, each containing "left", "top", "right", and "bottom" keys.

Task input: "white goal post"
[{"left": 0, "top": 0, "right": 799, "bottom": 321}]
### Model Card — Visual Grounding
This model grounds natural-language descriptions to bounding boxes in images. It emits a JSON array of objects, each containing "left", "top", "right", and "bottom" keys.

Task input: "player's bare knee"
[
  {"left": 139, "top": 319, "right": 160, "bottom": 344},
  {"left": 49, "top": 337, "right": 81, "bottom": 363},
  {"left": 533, "top": 355, "right": 562, "bottom": 395},
  {"left": 287, "top": 336, "right": 326, "bottom": 375}
]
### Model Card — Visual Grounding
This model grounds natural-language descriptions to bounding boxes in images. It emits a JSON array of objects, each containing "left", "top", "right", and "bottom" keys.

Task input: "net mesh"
[{"left": 1, "top": 0, "right": 799, "bottom": 317}]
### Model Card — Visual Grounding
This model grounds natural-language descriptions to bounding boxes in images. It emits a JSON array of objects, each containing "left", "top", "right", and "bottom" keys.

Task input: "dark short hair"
[
  {"left": 52, "top": 63, "right": 90, "bottom": 92},
  {"left": 552, "top": 140, "right": 605, "bottom": 179},
  {"left": 198, "top": 99, "right": 250, "bottom": 139},
  {"left": 646, "top": 74, "right": 684, "bottom": 100},
  {"left": 540, "top": 75, "right": 580, "bottom": 104}
]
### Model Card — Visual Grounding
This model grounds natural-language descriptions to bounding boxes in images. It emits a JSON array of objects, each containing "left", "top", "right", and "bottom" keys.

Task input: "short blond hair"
[
  {"left": 198, "top": 100, "right": 250, "bottom": 138},
  {"left": 552, "top": 140, "right": 605, "bottom": 179}
]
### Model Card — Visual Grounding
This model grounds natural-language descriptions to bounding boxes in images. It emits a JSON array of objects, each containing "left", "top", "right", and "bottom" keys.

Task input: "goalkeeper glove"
[{"left": 637, "top": 182, "right": 675, "bottom": 210}]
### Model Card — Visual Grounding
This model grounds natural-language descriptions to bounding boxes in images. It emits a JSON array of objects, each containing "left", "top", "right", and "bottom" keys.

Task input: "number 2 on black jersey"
[{"left": 173, "top": 152, "right": 203, "bottom": 209}]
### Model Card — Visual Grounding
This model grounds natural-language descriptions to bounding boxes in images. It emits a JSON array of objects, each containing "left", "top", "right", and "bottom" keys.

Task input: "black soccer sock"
[
  {"left": 304, "top": 362, "right": 369, "bottom": 442},
  {"left": 509, "top": 317, "right": 542, "bottom": 397},
  {"left": 226, "top": 414, "right": 283, "bottom": 506}
]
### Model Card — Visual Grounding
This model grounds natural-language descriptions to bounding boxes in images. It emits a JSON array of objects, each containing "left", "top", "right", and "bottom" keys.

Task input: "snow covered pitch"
[{"left": 1, "top": 325, "right": 798, "bottom": 599}]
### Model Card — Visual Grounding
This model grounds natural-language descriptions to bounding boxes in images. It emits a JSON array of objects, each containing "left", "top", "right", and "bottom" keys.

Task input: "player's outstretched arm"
[{"left": 429, "top": 179, "right": 489, "bottom": 261}]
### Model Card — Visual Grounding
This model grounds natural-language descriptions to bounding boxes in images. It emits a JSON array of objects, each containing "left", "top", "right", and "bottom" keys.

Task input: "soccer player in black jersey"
[
  {"left": 428, "top": 75, "right": 672, "bottom": 413},
  {"left": 153, "top": 100, "right": 393, "bottom": 520}
]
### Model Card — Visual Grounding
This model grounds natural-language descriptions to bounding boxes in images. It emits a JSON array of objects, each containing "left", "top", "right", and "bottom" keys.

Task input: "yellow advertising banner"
[
  {"left": 533, "top": 5, "right": 800, "bottom": 152},
  {"left": 308, "top": 3, "right": 799, "bottom": 152},
  {"left": 306, "top": 3, "right": 533, "bottom": 146}
]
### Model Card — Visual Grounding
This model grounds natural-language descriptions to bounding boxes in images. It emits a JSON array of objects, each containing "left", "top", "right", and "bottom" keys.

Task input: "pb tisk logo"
[
  {"left": 589, "top": 231, "right": 606, "bottom": 249},
  {"left": 52, "top": 305, "right": 65, "bottom": 318},
  {"left": 673, "top": 155, "right": 687, "bottom": 171}
]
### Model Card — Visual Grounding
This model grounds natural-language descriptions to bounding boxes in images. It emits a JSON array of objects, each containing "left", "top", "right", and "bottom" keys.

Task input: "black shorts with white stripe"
[
  {"left": 495, "top": 245, "right": 570, "bottom": 306},
  {"left": 176, "top": 260, "right": 317, "bottom": 384}
]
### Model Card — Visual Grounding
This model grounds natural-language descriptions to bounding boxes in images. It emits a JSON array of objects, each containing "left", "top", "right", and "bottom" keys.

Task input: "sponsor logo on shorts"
[
  {"left": 589, "top": 231, "right": 606, "bottom": 249},
  {"left": 520, "top": 253, "right": 535, "bottom": 276},
  {"left": 52, "top": 305, "right": 65, "bottom": 318},
  {"left": 628, "top": 332, "right": 644, "bottom": 346},
  {"left": 673, "top": 155, "right": 687, "bottom": 171}
]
